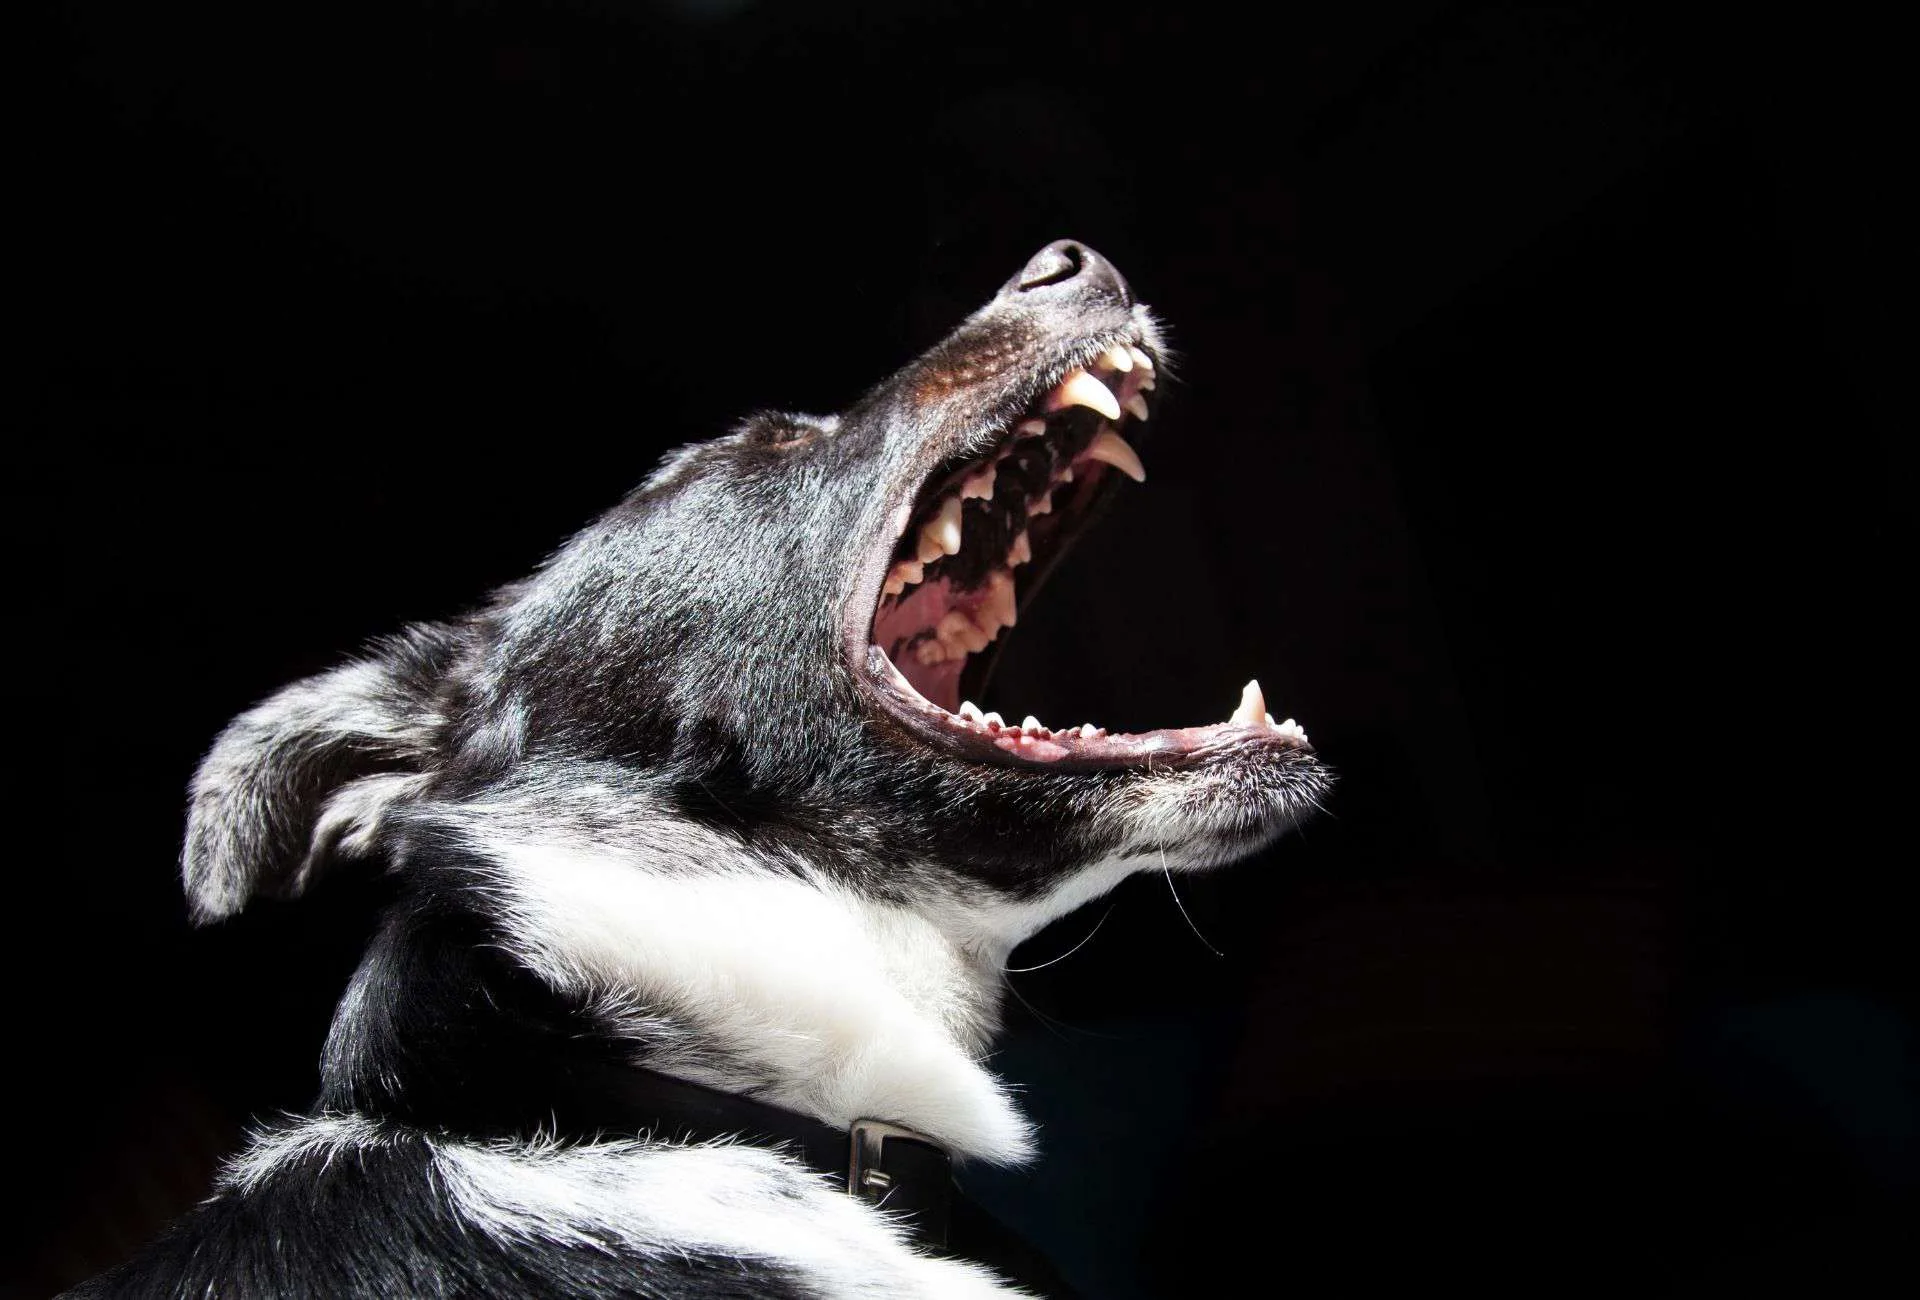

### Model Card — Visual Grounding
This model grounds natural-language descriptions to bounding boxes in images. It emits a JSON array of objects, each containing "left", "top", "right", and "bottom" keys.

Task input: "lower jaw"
[{"left": 865, "top": 644, "right": 1309, "bottom": 769}]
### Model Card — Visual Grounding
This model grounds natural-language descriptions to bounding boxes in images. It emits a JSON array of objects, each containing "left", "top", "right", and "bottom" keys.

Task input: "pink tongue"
[{"left": 872, "top": 576, "right": 971, "bottom": 711}]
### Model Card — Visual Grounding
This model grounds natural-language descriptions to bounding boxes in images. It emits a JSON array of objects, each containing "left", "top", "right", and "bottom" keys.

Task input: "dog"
[{"left": 75, "top": 241, "right": 1331, "bottom": 1297}]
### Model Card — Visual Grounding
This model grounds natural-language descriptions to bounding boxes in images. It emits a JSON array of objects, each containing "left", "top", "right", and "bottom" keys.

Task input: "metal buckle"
[{"left": 847, "top": 1119, "right": 926, "bottom": 1204}]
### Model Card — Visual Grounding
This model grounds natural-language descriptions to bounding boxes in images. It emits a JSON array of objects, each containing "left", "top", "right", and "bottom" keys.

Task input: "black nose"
[{"left": 1006, "top": 239, "right": 1131, "bottom": 306}]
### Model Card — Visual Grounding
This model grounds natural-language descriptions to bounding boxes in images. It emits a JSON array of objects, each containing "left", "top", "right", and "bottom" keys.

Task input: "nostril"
[{"left": 1016, "top": 241, "right": 1086, "bottom": 291}]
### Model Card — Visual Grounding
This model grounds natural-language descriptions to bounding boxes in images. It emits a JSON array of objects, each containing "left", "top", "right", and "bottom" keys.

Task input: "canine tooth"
[
  {"left": 1046, "top": 369, "right": 1122, "bottom": 422},
  {"left": 1102, "top": 344, "right": 1133, "bottom": 373},
  {"left": 1123, "top": 393, "right": 1150, "bottom": 421},
  {"left": 1016, "top": 418, "right": 1048, "bottom": 438},
  {"left": 1021, "top": 715, "right": 1045, "bottom": 733},
  {"left": 982, "top": 711, "right": 1005, "bottom": 729},
  {"left": 1232, "top": 679, "right": 1267, "bottom": 726},
  {"left": 960, "top": 465, "right": 997, "bottom": 500},
  {"left": 925, "top": 496, "right": 964, "bottom": 556},
  {"left": 1006, "top": 531, "right": 1033, "bottom": 566},
  {"left": 1085, "top": 428, "right": 1146, "bottom": 483},
  {"left": 1126, "top": 345, "right": 1153, "bottom": 373},
  {"left": 959, "top": 700, "right": 984, "bottom": 723}
]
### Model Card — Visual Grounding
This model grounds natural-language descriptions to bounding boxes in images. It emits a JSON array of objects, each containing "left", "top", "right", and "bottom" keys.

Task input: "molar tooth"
[
  {"left": 1046, "top": 369, "right": 1122, "bottom": 422},
  {"left": 884, "top": 558, "right": 925, "bottom": 597},
  {"left": 938, "top": 609, "right": 989, "bottom": 654},
  {"left": 981, "top": 569, "right": 1018, "bottom": 631},
  {"left": 1101, "top": 344, "right": 1133, "bottom": 373},
  {"left": 1084, "top": 428, "right": 1147, "bottom": 483},
  {"left": 917, "top": 531, "right": 945, "bottom": 564},
  {"left": 1123, "top": 392, "right": 1151, "bottom": 421},
  {"left": 1231, "top": 679, "right": 1267, "bottom": 726},
  {"left": 915, "top": 639, "right": 949, "bottom": 666},
  {"left": 1006, "top": 531, "right": 1032, "bottom": 566},
  {"left": 960, "top": 465, "right": 997, "bottom": 500}
]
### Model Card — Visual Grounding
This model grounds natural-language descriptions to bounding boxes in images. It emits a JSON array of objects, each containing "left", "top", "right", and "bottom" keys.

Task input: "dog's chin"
[{"left": 846, "top": 326, "right": 1319, "bottom": 804}]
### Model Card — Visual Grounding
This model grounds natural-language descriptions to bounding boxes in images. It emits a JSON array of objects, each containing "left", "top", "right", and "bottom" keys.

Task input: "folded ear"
[{"left": 182, "top": 626, "right": 457, "bottom": 924}]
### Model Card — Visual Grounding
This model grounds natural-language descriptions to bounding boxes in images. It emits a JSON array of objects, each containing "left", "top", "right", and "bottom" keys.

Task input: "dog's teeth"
[
  {"left": 914, "top": 639, "right": 949, "bottom": 666},
  {"left": 882, "top": 575, "right": 904, "bottom": 597},
  {"left": 924, "top": 496, "right": 964, "bottom": 557},
  {"left": 982, "top": 711, "right": 1005, "bottom": 730},
  {"left": 958, "top": 700, "right": 984, "bottom": 723},
  {"left": 1058, "top": 465, "right": 1074, "bottom": 484},
  {"left": 1047, "top": 369, "right": 1122, "bottom": 422},
  {"left": 981, "top": 569, "right": 1018, "bottom": 631},
  {"left": 1276, "top": 717, "right": 1307, "bottom": 740},
  {"left": 1021, "top": 715, "right": 1045, "bottom": 733},
  {"left": 1006, "top": 531, "right": 1032, "bottom": 566},
  {"left": 960, "top": 465, "right": 997, "bottom": 501},
  {"left": 938, "top": 609, "right": 990, "bottom": 654},
  {"left": 1127, "top": 345, "right": 1153, "bottom": 373},
  {"left": 1102, "top": 344, "right": 1134, "bottom": 373},
  {"left": 1016, "top": 418, "right": 1048, "bottom": 438},
  {"left": 1136, "top": 372, "right": 1155, "bottom": 392},
  {"left": 883, "top": 559, "right": 924, "bottom": 597},
  {"left": 1123, "top": 392, "right": 1151, "bottom": 422},
  {"left": 1028, "top": 490, "right": 1053, "bottom": 517},
  {"left": 917, "top": 531, "right": 945, "bottom": 564},
  {"left": 1231, "top": 679, "right": 1267, "bottom": 726},
  {"left": 1079, "top": 723, "right": 1099, "bottom": 738},
  {"left": 1084, "top": 428, "right": 1147, "bottom": 483}
]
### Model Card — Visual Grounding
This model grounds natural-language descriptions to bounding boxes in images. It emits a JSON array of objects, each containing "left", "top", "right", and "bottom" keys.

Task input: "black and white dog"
[{"left": 80, "top": 242, "right": 1329, "bottom": 1297}]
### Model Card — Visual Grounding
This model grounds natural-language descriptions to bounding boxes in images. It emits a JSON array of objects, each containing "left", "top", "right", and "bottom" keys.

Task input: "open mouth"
[{"left": 863, "top": 333, "right": 1310, "bottom": 766}]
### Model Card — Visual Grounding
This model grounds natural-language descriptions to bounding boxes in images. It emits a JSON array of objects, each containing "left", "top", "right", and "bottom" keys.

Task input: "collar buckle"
[{"left": 849, "top": 1119, "right": 954, "bottom": 1248}]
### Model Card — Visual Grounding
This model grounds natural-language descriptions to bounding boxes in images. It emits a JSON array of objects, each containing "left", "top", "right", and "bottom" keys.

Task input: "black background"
[{"left": 35, "top": 3, "right": 1907, "bottom": 1296}]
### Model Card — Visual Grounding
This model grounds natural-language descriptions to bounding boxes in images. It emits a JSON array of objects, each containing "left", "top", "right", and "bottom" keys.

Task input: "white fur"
[
  {"left": 223, "top": 1116, "right": 1023, "bottom": 1297},
  {"left": 455, "top": 819, "right": 1035, "bottom": 1162}
]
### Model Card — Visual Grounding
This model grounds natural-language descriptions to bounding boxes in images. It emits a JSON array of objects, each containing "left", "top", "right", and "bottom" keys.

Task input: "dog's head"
[{"left": 186, "top": 238, "right": 1329, "bottom": 958}]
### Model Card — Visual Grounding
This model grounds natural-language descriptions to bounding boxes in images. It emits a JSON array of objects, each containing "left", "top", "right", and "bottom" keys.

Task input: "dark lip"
[{"left": 838, "top": 328, "right": 1318, "bottom": 773}]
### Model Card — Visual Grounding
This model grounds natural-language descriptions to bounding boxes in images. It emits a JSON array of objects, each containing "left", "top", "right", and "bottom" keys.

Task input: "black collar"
[
  {"left": 566, "top": 1060, "right": 956, "bottom": 1247},
  {"left": 545, "top": 1059, "right": 1080, "bottom": 1296}
]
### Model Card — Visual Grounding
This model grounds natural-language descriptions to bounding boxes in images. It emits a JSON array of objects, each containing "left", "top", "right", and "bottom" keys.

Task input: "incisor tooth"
[
  {"left": 1123, "top": 393, "right": 1150, "bottom": 421},
  {"left": 1102, "top": 344, "right": 1133, "bottom": 373},
  {"left": 1085, "top": 428, "right": 1146, "bottom": 483},
  {"left": 1047, "top": 369, "right": 1122, "bottom": 422},
  {"left": 1232, "top": 679, "right": 1267, "bottom": 726}
]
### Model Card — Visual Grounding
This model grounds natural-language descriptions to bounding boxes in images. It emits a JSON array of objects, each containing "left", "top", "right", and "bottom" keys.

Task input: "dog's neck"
[{"left": 407, "top": 790, "right": 1142, "bottom": 1165}]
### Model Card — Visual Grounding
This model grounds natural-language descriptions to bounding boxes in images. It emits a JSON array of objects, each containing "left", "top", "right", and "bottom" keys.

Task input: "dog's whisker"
[
  {"left": 1002, "top": 902, "right": 1117, "bottom": 974},
  {"left": 1161, "top": 848, "right": 1225, "bottom": 958}
]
